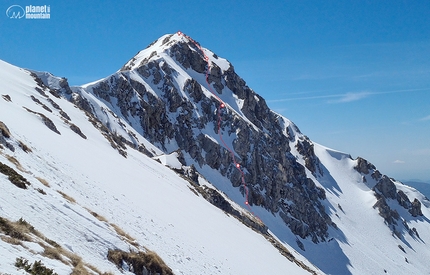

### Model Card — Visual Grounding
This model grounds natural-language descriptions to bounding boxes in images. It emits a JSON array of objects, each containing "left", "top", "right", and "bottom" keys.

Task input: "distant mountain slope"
[
  {"left": 404, "top": 181, "right": 430, "bottom": 199},
  {"left": 1, "top": 32, "right": 430, "bottom": 275}
]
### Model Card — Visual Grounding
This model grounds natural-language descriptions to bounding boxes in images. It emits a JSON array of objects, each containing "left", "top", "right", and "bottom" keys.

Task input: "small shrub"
[
  {"left": 0, "top": 217, "right": 29, "bottom": 241},
  {"left": 15, "top": 257, "right": 58, "bottom": 275}
]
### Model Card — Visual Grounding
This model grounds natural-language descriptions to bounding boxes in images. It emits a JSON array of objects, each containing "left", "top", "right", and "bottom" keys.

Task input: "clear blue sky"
[{"left": 1, "top": 1, "right": 429, "bottom": 181}]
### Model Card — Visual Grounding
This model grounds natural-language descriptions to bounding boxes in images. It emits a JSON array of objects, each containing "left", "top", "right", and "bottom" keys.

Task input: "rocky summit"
[
  {"left": 74, "top": 33, "right": 336, "bottom": 243},
  {"left": 1, "top": 32, "right": 429, "bottom": 275}
]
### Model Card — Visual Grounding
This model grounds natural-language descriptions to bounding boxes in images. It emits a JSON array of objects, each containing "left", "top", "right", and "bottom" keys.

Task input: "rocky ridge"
[{"left": 68, "top": 33, "right": 335, "bottom": 244}]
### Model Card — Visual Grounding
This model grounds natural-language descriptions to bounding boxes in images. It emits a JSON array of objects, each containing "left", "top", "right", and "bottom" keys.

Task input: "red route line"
[{"left": 177, "top": 31, "right": 252, "bottom": 210}]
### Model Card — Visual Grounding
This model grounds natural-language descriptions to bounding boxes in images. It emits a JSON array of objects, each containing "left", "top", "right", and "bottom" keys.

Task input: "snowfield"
[{"left": 0, "top": 59, "right": 312, "bottom": 274}]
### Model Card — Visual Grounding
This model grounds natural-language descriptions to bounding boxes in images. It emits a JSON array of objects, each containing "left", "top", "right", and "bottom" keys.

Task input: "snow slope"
[
  {"left": 0, "top": 59, "right": 313, "bottom": 274},
  {"left": 306, "top": 144, "right": 430, "bottom": 275}
]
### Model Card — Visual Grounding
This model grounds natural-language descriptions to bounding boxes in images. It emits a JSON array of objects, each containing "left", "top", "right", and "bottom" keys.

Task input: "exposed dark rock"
[
  {"left": 71, "top": 93, "right": 93, "bottom": 114},
  {"left": 169, "top": 41, "right": 207, "bottom": 73},
  {"left": 373, "top": 195, "right": 400, "bottom": 224},
  {"left": 354, "top": 157, "right": 376, "bottom": 174},
  {"left": 371, "top": 170, "right": 382, "bottom": 181},
  {"left": 41, "top": 114, "right": 60, "bottom": 134},
  {"left": 30, "top": 95, "right": 52, "bottom": 112},
  {"left": 296, "top": 137, "right": 322, "bottom": 176},
  {"left": 2, "top": 94, "right": 11, "bottom": 102},
  {"left": 207, "top": 63, "right": 224, "bottom": 94},
  {"left": 69, "top": 123, "right": 87, "bottom": 139},
  {"left": 23, "top": 107, "right": 61, "bottom": 135},
  {"left": 0, "top": 162, "right": 30, "bottom": 189},
  {"left": 373, "top": 176, "right": 397, "bottom": 199},
  {"left": 410, "top": 198, "right": 423, "bottom": 217},
  {"left": 60, "top": 110, "right": 71, "bottom": 121},
  {"left": 396, "top": 190, "right": 411, "bottom": 209},
  {"left": 47, "top": 98, "right": 61, "bottom": 110},
  {"left": 184, "top": 79, "right": 204, "bottom": 103},
  {"left": 59, "top": 77, "right": 73, "bottom": 95}
]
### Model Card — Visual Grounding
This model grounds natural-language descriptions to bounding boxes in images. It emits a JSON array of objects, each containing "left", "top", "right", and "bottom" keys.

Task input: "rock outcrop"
[{"left": 353, "top": 159, "right": 423, "bottom": 235}]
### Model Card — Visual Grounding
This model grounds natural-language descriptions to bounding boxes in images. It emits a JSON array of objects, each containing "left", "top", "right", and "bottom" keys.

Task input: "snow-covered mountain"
[{"left": 1, "top": 32, "right": 429, "bottom": 275}]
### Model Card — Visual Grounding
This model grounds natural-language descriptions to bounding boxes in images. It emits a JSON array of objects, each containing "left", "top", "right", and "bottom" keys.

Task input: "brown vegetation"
[
  {"left": 36, "top": 177, "right": 50, "bottom": 187},
  {"left": 107, "top": 249, "right": 173, "bottom": 275},
  {"left": 57, "top": 191, "right": 76, "bottom": 203},
  {"left": 0, "top": 121, "right": 11, "bottom": 138}
]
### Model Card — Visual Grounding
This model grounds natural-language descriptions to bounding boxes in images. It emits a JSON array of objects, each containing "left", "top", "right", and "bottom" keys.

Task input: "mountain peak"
[{"left": 120, "top": 32, "right": 232, "bottom": 74}]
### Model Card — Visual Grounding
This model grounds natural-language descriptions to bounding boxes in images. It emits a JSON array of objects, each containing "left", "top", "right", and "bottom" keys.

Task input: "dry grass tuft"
[
  {"left": 0, "top": 121, "right": 11, "bottom": 138},
  {"left": 88, "top": 210, "right": 108, "bottom": 223},
  {"left": 87, "top": 208, "right": 139, "bottom": 248},
  {"left": 1, "top": 235, "right": 22, "bottom": 246},
  {"left": 5, "top": 155, "right": 26, "bottom": 172},
  {"left": 42, "top": 245, "right": 64, "bottom": 262},
  {"left": 109, "top": 223, "right": 138, "bottom": 248},
  {"left": 70, "top": 262, "right": 90, "bottom": 275},
  {"left": 36, "top": 177, "right": 50, "bottom": 187},
  {"left": 18, "top": 140, "right": 32, "bottom": 153},
  {"left": 57, "top": 191, "right": 76, "bottom": 203},
  {"left": 107, "top": 249, "right": 173, "bottom": 275},
  {"left": 0, "top": 216, "right": 109, "bottom": 275},
  {"left": 0, "top": 217, "right": 34, "bottom": 241}
]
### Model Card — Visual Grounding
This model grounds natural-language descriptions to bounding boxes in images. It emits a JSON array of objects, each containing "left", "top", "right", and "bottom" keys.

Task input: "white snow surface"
[{"left": 0, "top": 59, "right": 311, "bottom": 274}]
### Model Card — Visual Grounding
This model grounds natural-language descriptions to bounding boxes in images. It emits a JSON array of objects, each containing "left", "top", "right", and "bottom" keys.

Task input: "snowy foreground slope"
[
  {"left": 0, "top": 61, "right": 313, "bottom": 274},
  {"left": 1, "top": 32, "right": 430, "bottom": 275}
]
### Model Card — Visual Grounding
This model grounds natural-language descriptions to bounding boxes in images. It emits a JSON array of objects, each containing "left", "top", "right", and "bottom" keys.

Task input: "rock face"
[
  {"left": 353, "top": 159, "right": 423, "bottom": 234},
  {"left": 66, "top": 33, "right": 335, "bottom": 244},
  {"left": 410, "top": 198, "right": 423, "bottom": 217},
  {"left": 374, "top": 176, "right": 397, "bottom": 199}
]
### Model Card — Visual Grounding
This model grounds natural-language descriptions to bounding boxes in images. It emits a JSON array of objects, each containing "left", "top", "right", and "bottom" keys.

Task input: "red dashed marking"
[{"left": 178, "top": 31, "right": 254, "bottom": 210}]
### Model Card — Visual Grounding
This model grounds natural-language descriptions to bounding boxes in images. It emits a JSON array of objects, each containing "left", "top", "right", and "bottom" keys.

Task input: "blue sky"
[{"left": 1, "top": 1, "right": 429, "bottom": 181}]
